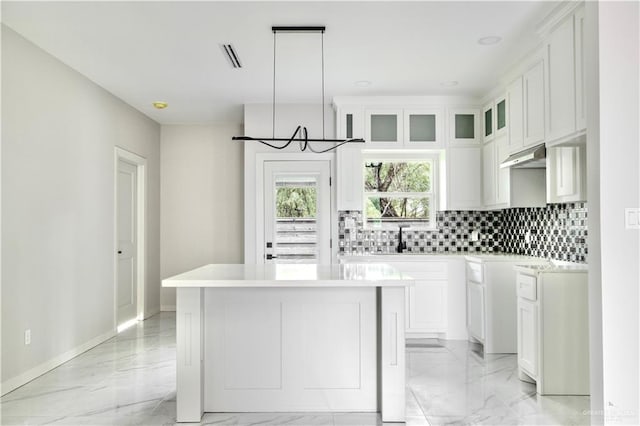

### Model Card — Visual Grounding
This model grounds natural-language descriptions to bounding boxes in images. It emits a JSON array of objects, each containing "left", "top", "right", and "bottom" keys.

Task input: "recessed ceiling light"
[
  {"left": 440, "top": 81, "right": 459, "bottom": 87},
  {"left": 152, "top": 101, "right": 168, "bottom": 110},
  {"left": 355, "top": 80, "right": 372, "bottom": 87},
  {"left": 478, "top": 36, "right": 502, "bottom": 45}
]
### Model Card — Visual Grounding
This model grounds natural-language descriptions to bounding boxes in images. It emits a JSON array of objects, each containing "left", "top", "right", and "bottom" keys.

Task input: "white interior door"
[
  {"left": 263, "top": 161, "right": 331, "bottom": 264},
  {"left": 117, "top": 159, "right": 138, "bottom": 327}
]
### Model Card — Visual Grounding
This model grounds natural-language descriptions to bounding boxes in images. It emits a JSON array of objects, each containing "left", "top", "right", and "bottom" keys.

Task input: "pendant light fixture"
[{"left": 232, "top": 26, "right": 365, "bottom": 153}]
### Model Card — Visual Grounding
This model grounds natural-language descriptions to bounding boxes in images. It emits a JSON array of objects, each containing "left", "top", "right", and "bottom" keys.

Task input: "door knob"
[{"left": 118, "top": 250, "right": 122, "bottom": 254}]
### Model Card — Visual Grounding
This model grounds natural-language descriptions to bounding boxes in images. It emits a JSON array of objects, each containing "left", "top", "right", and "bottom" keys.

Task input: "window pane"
[
  {"left": 455, "top": 114, "right": 475, "bottom": 139},
  {"left": 276, "top": 185, "right": 316, "bottom": 218},
  {"left": 370, "top": 114, "right": 397, "bottom": 141},
  {"left": 275, "top": 182, "right": 317, "bottom": 262},
  {"left": 366, "top": 197, "right": 430, "bottom": 222},
  {"left": 364, "top": 162, "right": 431, "bottom": 192}
]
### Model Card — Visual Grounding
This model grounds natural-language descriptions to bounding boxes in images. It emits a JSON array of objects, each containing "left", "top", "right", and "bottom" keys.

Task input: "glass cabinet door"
[
  {"left": 336, "top": 107, "right": 364, "bottom": 140},
  {"left": 448, "top": 108, "right": 480, "bottom": 144},
  {"left": 404, "top": 108, "right": 443, "bottom": 147},
  {"left": 483, "top": 102, "right": 494, "bottom": 141},
  {"left": 496, "top": 96, "right": 507, "bottom": 134},
  {"left": 365, "top": 108, "right": 403, "bottom": 144}
]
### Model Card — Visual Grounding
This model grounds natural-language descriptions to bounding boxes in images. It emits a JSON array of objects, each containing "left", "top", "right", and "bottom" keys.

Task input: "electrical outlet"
[
  {"left": 471, "top": 230, "right": 480, "bottom": 242},
  {"left": 24, "top": 329, "right": 31, "bottom": 345},
  {"left": 525, "top": 231, "right": 532, "bottom": 244}
]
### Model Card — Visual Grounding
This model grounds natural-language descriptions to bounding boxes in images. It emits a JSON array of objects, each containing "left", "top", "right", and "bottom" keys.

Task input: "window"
[{"left": 363, "top": 154, "right": 438, "bottom": 229}]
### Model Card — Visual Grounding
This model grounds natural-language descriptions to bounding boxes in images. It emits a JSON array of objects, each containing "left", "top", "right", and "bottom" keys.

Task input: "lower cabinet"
[
  {"left": 466, "top": 280, "right": 485, "bottom": 341},
  {"left": 515, "top": 267, "right": 589, "bottom": 395},
  {"left": 516, "top": 298, "right": 538, "bottom": 377},
  {"left": 407, "top": 280, "right": 447, "bottom": 333}
]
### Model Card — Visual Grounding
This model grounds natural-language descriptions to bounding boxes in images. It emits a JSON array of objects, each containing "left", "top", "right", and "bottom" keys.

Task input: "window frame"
[{"left": 362, "top": 152, "right": 439, "bottom": 230}]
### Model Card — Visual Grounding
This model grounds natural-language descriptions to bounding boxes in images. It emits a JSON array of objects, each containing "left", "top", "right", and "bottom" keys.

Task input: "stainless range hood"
[{"left": 500, "top": 143, "right": 546, "bottom": 169}]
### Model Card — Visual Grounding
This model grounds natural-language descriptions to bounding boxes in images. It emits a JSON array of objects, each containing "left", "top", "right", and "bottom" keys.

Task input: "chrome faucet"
[{"left": 396, "top": 225, "right": 410, "bottom": 253}]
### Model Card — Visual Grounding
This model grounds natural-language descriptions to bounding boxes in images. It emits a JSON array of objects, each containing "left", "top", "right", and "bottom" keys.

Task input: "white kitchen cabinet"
[
  {"left": 507, "top": 77, "right": 524, "bottom": 153},
  {"left": 482, "top": 101, "right": 494, "bottom": 142},
  {"left": 336, "top": 145, "right": 364, "bottom": 211},
  {"left": 403, "top": 108, "right": 443, "bottom": 147},
  {"left": 336, "top": 107, "right": 364, "bottom": 140},
  {"left": 517, "top": 297, "right": 538, "bottom": 377},
  {"left": 407, "top": 280, "right": 448, "bottom": 333},
  {"left": 338, "top": 256, "right": 467, "bottom": 339},
  {"left": 482, "top": 134, "right": 513, "bottom": 209},
  {"left": 546, "top": 145, "right": 586, "bottom": 203},
  {"left": 466, "top": 256, "right": 548, "bottom": 354},
  {"left": 523, "top": 59, "right": 546, "bottom": 147},
  {"left": 336, "top": 106, "right": 365, "bottom": 211},
  {"left": 466, "top": 280, "right": 485, "bottom": 341},
  {"left": 495, "top": 96, "right": 507, "bottom": 136},
  {"left": 544, "top": 5, "right": 587, "bottom": 146},
  {"left": 448, "top": 107, "right": 481, "bottom": 145},
  {"left": 445, "top": 146, "right": 482, "bottom": 210},
  {"left": 515, "top": 266, "right": 589, "bottom": 395},
  {"left": 365, "top": 108, "right": 403, "bottom": 146},
  {"left": 482, "top": 140, "right": 496, "bottom": 206},
  {"left": 495, "top": 135, "right": 510, "bottom": 205},
  {"left": 574, "top": 5, "right": 586, "bottom": 131}
]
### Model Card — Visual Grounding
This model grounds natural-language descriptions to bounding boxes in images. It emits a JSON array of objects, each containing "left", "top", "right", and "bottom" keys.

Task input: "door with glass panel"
[{"left": 263, "top": 161, "right": 331, "bottom": 264}]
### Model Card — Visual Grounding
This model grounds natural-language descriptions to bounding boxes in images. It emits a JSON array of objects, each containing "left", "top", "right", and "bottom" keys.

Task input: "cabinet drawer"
[
  {"left": 392, "top": 261, "right": 448, "bottom": 280},
  {"left": 466, "top": 261, "right": 483, "bottom": 283},
  {"left": 517, "top": 273, "right": 537, "bottom": 301}
]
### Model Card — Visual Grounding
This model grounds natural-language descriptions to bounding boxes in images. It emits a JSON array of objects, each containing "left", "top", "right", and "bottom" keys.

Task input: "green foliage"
[
  {"left": 364, "top": 162, "right": 431, "bottom": 193},
  {"left": 276, "top": 187, "right": 317, "bottom": 218},
  {"left": 364, "top": 161, "right": 432, "bottom": 220}
]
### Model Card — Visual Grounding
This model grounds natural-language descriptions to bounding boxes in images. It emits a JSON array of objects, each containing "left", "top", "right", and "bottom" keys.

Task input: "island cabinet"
[
  {"left": 544, "top": 4, "right": 587, "bottom": 147},
  {"left": 515, "top": 265, "right": 590, "bottom": 395},
  {"left": 163, "top": 263, "right": 412, "bottom": 423}
]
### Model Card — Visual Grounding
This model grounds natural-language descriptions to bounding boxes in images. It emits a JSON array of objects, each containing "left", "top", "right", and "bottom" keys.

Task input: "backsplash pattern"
[
  {"left": 338, "top": 211, "right": 502, "bottom": 255},
  {"left": 501, "top": 202, "right": 588, "bottom": 263},
  {"left": 338, "top": 202, "right": 588, "bottom": 263}
]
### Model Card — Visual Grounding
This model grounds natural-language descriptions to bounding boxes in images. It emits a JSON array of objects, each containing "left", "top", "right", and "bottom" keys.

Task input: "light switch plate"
[{"left": 625, "top": 208, "right": 640, "bottom": 229}]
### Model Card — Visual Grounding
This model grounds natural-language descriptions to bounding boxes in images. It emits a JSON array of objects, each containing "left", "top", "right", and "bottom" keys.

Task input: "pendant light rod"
[
  {"left": 272, "top": 26, "right": 326, "bottom": 33},
  {"left": 233, "top": 25, "right": 365, "bottom": 152}
]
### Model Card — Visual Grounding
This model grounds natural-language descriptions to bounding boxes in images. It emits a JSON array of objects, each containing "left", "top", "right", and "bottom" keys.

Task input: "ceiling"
[{"left": 2, "top": 1, "right": 558, "bottom": 125}]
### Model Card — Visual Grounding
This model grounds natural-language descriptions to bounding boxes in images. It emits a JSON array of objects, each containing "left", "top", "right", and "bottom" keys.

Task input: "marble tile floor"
[{"left": 1, "top": 313, "right": 590, "bottom": 425}]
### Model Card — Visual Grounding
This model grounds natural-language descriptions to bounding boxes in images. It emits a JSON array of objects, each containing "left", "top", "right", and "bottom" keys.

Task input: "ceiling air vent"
[{"left": 221, "top": 44, "right": 242, "bottom": 68}]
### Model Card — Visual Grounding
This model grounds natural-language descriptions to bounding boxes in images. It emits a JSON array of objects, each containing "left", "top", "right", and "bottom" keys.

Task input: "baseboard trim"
[
  {"left": 161, "top": 304, "right": 176, "bottom": 312},
  {"left": 1, "top": 329, "right": 116, "bottom": 396}
]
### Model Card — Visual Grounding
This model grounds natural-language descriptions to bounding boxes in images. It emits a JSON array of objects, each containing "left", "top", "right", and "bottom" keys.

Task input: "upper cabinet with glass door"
[
  {"left": 336, "top": 107, "right": 365, "bottom": 140},
  {"left": 483, "top": 101, "right": 495, "bottom": 142},
  {"left": 403, "top": 108, "right": 444, "bottom": 148},
  {"left": 365, "top": 108, "right": 403, "bottom": 146},
  {"left": 448, "top": 107, "right": 481, "bottom": 145},
  {"left": 495, "top": 95, "right": 507, "bottom": 135}
]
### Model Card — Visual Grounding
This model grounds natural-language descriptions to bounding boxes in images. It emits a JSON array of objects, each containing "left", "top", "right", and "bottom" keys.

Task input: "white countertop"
[
  {"left": 162, "top": 263, "right": 413, "bottom": 288},
  {"left": 514, "top": 263, "right": 589, "bottom": 273}
]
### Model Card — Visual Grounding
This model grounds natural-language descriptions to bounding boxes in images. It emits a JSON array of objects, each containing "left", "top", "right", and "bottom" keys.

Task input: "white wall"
[
  {"left": 594, "top": 2, "right": 640, "bottom": 424},
  {"left": 1, "top": 26, "right": 161, "bottom": 391},
  {"left": 160, "top": 124, "right": 244, "bottom": 309}
]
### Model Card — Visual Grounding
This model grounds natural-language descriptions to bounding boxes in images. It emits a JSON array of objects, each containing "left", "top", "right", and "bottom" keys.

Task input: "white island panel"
[{"left": 164, "top": 264, "right": 412, "bottom": 423}]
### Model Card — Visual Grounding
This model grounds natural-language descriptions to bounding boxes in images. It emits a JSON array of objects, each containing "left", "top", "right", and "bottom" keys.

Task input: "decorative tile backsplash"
[
  {"left": 501, "top": 202, "right": 588, "bottom": 263},
  {"left": 338, "top": 210, "right": 503, "bottom": 255},
  {"left": 338, "top": 202, "right": 588, "bottom": 263}
]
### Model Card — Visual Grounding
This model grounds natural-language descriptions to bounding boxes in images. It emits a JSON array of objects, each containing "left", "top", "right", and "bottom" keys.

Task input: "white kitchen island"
[{"left": 162, "top": 263, "right": 413, "bottom": 423}]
